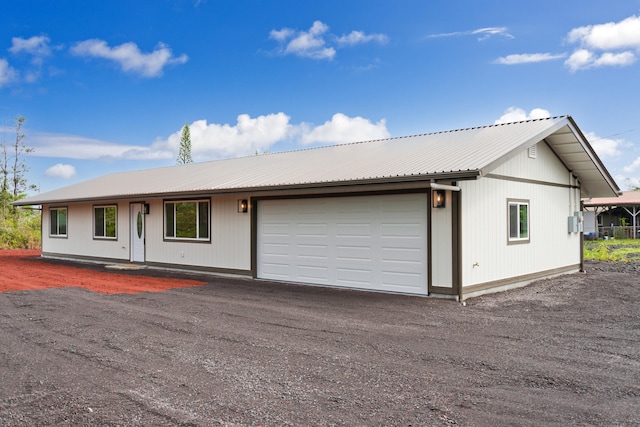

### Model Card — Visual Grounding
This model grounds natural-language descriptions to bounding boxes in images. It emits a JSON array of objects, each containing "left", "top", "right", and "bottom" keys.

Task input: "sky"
[{"left": 1, "top": 0, "right": 639, "bottom": 195}]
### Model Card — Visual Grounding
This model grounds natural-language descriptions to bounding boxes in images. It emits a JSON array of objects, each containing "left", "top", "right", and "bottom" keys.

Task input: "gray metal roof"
[
  {"left": 15, "top": 115, "right": 620, "bottom": 206},
  {"left": 583, "top": 190, "right": 640, "bottom": 207}
]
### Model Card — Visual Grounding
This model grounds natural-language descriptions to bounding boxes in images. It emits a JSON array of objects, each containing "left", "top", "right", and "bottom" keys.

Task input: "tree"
[
  {"left": 11, "top": 117, "right": 36, "bottom": 199},
  {"left": 0, "top": 129, "right": 9, "bottom": 221},
  {"left": 0, "top": 116, "right": 40, "bottom": 249},
  {"left": 176, "top": 123, "right": 193, "bottom": 164}
]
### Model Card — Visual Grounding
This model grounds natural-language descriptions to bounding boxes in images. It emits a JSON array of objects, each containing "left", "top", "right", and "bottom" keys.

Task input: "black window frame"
[
  {"left": 163, "top": 199, "right": 211, "bottom": 242},
  {"left": 49, "top": 206, "right": 68, "bottom": 238},
  {"left": 93, "top": 205, "right": 118, "bottom": 240}
]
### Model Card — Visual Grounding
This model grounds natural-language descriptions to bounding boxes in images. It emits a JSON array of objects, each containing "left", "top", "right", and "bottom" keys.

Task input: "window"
[
  {"left": 508, "top": 200, "right": 529, "bottom": 244},
  {"left": 164, "top": 200, "right": 210, "bottom": 241},
  {"left": 94, "top": 205, "right": 117, "bottom": 239},
  {"left": 50, "top": 207, "right": 67, "bottom": 237}
]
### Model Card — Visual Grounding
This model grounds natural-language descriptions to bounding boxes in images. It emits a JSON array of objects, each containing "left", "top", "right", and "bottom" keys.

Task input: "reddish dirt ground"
[{"left": 0, "top": 250, "right": 206, "bottom": 294}]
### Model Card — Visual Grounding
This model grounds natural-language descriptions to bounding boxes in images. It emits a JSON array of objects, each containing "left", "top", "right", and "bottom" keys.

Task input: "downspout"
[{"left": 580, "top": 199, "right": 585, "bottom": 272}]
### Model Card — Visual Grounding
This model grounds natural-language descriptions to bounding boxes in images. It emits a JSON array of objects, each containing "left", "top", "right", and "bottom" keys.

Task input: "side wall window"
[
  {"left": 50, "top": 207, "right": 68, "bottom": 237},
  {"left": 164, "top": 199, "right": 210, "bottom": 241},
  {"left": 508, "top": 199, "right": 530, "bottom": 244},
  {"left": 94, "top": 205, "right": 117, "bottom": 239}
]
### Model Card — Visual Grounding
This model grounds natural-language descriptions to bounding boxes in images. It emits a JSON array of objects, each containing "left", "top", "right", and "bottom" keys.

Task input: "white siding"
[
  {"left": 459, "top": 143, "right": 581, "bottom": 288},
  {"left": 42, "top": 202, "right": 130, "bottom": 261},
  {"left": 144, "top": 195, "right": 251, "bottom": 271},
  {"left": 431, "top": 189, "right": 453, "bottom": 288},
  {"left": 42, "top": 196, "right": 252, "bottom": 271}
]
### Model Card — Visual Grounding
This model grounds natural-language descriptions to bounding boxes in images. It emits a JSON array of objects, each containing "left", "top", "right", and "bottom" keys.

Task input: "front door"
[{"left": 130, "top": 203, "right": 145, "bottom": 263}]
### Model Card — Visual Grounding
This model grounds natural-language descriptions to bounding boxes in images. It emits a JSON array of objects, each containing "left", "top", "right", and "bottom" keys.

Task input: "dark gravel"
[{"left": 0, "top": 259, "right": 639, "bottom": 426}]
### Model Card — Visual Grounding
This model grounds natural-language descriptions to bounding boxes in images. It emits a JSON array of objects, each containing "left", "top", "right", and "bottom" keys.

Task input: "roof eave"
[{"left": 12, "top": 170, "right": 481, "bottom": 206}]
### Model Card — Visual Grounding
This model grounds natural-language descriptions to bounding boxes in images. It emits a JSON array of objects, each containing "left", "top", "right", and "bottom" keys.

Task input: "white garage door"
[{"left": 257, "top": 193, "right": 428, "bottom": 295}]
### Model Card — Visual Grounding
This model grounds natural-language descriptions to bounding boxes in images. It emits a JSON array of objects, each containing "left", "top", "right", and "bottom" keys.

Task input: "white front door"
[{"left": 130, "top": 203, "right": 145, "bottom": 263}]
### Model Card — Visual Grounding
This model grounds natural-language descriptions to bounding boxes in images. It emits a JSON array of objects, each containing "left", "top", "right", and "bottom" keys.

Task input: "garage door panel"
[
  {"left": 297, "top": 265, "right": 329, "bottom": 282},
  {"left": 262, "top": 242, "right": 290, "bottom": 256},
  {"left": 258, "top": 194, "right": 428, "bottom": 295},
  {"left": 382, "top": 271, "right": 424, "bottom": 289},
  {"left": 298, "top": 244, "right": 328, "bottom": 259},
  {"left": 261, "top": 262, "right": 294, "bottom": 278},
  {"left": 336, "top": 223, "right": 372, "bottom": 236},
  {"left": 336, "top": 268, "right": 372, "bottom": 286},
  {"left": 261, "top": 222, "right": 290, "bottom": 236},
  {"left": 382, "top": 247, "right": 422, "bottom": 263},
  {"left": 336, "top": 244, "right": 372, "bottom": 261},
  {"left": 381, "top": 223, "right": 423, "bottom": 237}
]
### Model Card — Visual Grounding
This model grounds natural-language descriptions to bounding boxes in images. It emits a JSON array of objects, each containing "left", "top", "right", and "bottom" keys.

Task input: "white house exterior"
[{"left": 15, "top": 116, "right": 619, "bottom": 300}]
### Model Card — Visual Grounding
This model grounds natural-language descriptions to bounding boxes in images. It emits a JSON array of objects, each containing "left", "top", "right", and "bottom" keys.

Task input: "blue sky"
[{"left": 1, "top": 0, "right": 639, "bottom": 194}]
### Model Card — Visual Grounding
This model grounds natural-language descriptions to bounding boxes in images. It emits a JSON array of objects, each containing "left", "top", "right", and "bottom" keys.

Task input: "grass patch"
[{"left": 584, "top": 239, "right": 640, "bottom": 262}]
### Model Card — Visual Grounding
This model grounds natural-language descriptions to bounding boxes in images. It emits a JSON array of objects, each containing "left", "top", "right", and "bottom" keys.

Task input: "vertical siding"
[
  {"left": 144, "top": 195, "right": 251, "bottom": 270},
  {"left": 431, "top": 190, "right": 453, "bottom": 288},
  {"left": 42, "top": 202, "right": 130, "bottom": 261},
  {"left": 459, "top": 143, "right": 581, "bottom": 288},
  {"left": 42, "top": 196, "right": 252, "bottom": 271}
]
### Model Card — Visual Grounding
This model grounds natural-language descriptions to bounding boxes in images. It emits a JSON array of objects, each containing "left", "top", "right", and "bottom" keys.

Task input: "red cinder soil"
[{"left": 0, "top": 250, "right": 205, "bottom": 294}]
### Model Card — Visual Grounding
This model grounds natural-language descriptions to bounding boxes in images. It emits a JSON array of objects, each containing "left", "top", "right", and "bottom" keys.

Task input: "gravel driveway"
[{"left": 0, "top": 253, "right": 638, "bottom": 426}]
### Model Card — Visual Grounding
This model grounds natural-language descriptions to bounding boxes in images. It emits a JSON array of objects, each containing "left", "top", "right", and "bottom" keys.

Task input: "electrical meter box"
[{"left": 568, "top": 211, "right": 583, "bottom": 233}]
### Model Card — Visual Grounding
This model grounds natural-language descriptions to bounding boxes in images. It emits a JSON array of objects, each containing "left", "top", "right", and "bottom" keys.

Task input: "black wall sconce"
[
  {"left": 238, "top": 199, "right": 248, "bottom": 213},
  {"left": 144, "top": 203, "right": 150, "bottom": 214},
  {"left": 433, "top": 190, "right": 446, "bottom": 208}
]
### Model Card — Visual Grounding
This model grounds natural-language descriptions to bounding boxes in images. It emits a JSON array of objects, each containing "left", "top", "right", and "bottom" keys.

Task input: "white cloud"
[
  {"left": 70, "top": 39, "right": 188, "bottom": 77},
  {"left": 428, "top": 26, "right": 513, "bottom": 40},
  {"left": 618, "top": 175, "right": 640, "bottom": 190},
  {"left": 30, "top": 132, "right": 173, "bottom": 161},
  {"left": 494, "top": 52, "right": 566, "bottom": 65},
  {"left": 584, "top": 131, "right": 623, "bottom": 159},
  {"left": 155, "top": 113, "right": 389, "bottom": 159},
  {"left": 567, "top": 15, "right": 640, "bottom": 51},
  {"left": 336, "top": 30, "right": 388, "bottom": 46},
  {"left": 592, "top": 51, "right": 636, "bottom": 67},
  {"left": 45, "top": 163, "right": 76, "bottom": 179},
  {"left": 300, "top": 113, "right": 389, "bottom": 145},
  {"left": 9, "top": 36, "right": 53, "bottom": 65},
  {"left": 270, "top": 21, "right": 335, "bottom": 60},
  {"left": 623, "top": 158, "right": 640, "bottom": 173},
  {"left": 494, "top": 107, "right": 551, "bottom": 124},
  {"left": 157, "top": 113, "right": 294, "bottom": 160},
  {"left": 269, "top": 21, "right": 388, "bottom": 60},
  {"left": 30, "top": 112, "right": 389, "bottom": 163},
  {"left": 0, "top": 58, "right": 18, "bottom": 87},
  {"left": 472, "top": 27, "right": 514, "bottom": 41},
  {"left": 565, "top": 15, "right": 640, "bottom": 71}
]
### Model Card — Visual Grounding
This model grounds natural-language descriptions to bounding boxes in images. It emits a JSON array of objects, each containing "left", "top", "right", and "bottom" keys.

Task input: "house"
[
  {"left": 583, "top": 191, "right": 640, "bottom": 239},
  {"left": 15, "top": 116, "right": 620, "bottom": 300}
]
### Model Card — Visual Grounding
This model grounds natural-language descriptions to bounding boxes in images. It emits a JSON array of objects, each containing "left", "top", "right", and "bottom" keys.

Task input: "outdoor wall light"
[
  {"left": 144, "top": 203, "right": 150, "bottom": 215},
  {"left": 433, "top": 190, "right": 446, "bottom": 208},
  {"left": 238, "top": 199, "right": 248, "bottom": 213}
]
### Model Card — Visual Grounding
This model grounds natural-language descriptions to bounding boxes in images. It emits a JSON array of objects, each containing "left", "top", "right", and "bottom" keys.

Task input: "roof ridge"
[{"left": 220, "top": 115, "right": 571, "bottom": 161}]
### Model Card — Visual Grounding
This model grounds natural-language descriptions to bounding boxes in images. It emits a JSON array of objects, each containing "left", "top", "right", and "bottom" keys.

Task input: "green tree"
[
  {"left": 176, "top": 123, "right": 193, "bottom": 164},
  {"left": 1, "top": 128, "right": 9, "bottom": 221},
  {"left": 0, "top": 116, "right": 40, "bottom": 249}
]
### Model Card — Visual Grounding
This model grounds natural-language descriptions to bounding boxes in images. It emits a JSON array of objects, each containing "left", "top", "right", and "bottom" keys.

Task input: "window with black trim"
[
  {"left": 50, "top": 207, "right": 68, "bottom": 237},
  {"left": 94, "top": 205, "right": 117, "bottom": 239},
  {"left": 164, "top": 200, "right": 210, "bottom": 241},
  {"left": 508, "top": 199, "right": 529, "bottom": 244}
]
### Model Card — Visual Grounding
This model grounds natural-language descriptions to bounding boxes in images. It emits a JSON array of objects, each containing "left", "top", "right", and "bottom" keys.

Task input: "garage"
[{"left": 257, "top": 193, "right": 429, "bottom": 295}]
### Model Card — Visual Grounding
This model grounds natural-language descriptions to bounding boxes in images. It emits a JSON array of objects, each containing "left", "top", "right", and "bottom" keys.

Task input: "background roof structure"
[
  {"left": 583, "top": 190, "right": 640, "bottom": 207},
  {"left": 15, "top": 116, "right": 620, "bottom": 206}
]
